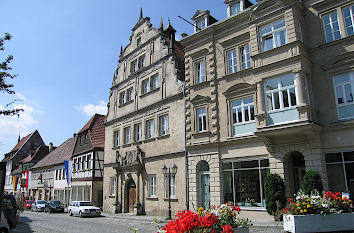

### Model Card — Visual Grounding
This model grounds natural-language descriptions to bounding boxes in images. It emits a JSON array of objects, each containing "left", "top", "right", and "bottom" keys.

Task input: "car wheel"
[
  {"left": 69, "top": 210, "right": 72, "bottom": 216},
  {"left": 79, "top": 211, "right": 83, "bottom": 218}
]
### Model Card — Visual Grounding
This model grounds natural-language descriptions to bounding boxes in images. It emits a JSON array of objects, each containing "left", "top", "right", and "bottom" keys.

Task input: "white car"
[
  {"left": 68, "top": 201, "right": 101, "bottom": 217},
  {"left": 31, "top": 200, "right": 46, "bottom": 212}
]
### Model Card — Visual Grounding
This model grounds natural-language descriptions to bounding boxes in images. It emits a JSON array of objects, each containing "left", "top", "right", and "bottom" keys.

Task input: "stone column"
[
  {"left": 295, "top": 72, "right": 306, "bottom": 106},
  {"left": 134, "top": 172, "right": 143, "bottom": 215},
  {"left": 256, "top": 81, "right": 267, "bottom": 127}
]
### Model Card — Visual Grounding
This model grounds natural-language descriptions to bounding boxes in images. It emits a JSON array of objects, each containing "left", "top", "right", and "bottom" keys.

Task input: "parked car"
[
  {"left": 24, "top": 200, "right": 34, "bottom": 210},
  {"left": 31, "top": 200, "right": 46, "bottom": 212},
  {"left": 2, "top": 194, "right": 17, "bottom": 229},
  {"left": 68, "top": 201, "right": 101, "bottom": 217},
  {"left": 44, "top": 200, "right": 64, "bottom": 213},
  {"left": 0, "top": 211, "right": 10, "bottom": 233}
]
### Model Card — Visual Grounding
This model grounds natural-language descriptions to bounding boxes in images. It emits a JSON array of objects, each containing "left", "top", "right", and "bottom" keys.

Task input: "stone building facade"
[
  {"left": 180, "top": 0, "right": 354, "bottom": 211},
  {"left": 103, "top": 12, "right": 186, "bottom": 216}
]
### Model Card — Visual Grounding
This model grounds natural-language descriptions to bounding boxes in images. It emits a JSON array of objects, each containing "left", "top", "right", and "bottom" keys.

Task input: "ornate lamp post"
[{"left": 162, "top": 164, "right": 177, "bottom": 220}]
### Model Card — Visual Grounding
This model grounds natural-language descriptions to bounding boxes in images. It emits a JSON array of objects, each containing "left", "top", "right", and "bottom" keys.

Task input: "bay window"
[
  {"left": 333, "top": 72, "right": 354, "bottom": 120},
  {"left": 231, "top": 97, "right": 255, "bottom": 136},
  {"left": 260, "top": 19, "right": 287, "bottom": 52}
]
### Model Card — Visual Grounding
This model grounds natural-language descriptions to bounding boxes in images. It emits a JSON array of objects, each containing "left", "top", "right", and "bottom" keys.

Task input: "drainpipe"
[{"left": 183, "top": 84, "right": 189, "bottom": 210}]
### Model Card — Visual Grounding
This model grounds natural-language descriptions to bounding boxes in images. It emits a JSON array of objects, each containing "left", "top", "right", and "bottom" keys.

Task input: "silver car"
[
  {"left": 68, "top": 201, "right": 101, "bottom": 217},
  {"left": 31, "top": 200, "right": 46, "bottom": 212}
]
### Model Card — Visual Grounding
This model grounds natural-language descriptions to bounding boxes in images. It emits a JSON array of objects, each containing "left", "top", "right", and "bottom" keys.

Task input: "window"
[
  {"left": 142, "top": 79, "right": 150, "bottom": 94},
  {"left": 230, "top": 3, "right": 241, "bottom": 16},
  {"left": 82, "top": 156, "right": 86, "bottom": 170},
  {"left": 151, "top": 75, "right": 159, "bottom": 90},
  {"left": 159, "top": 115, "right": 169, "bottom": 136},
  {"left": 265, "top": 74, "right": 297, "bottom": 111},
  {"left": 323, "top": 12, "right": 341, "bottom": 43},
  {"left": 197, "top": 108, "right": 207, "bottom": 132},
  {"left": 114, "top": 130, "right": 120, "bottom": 147},
  {"left": 227, "top": 50, "right": 237, "bottom": 74},
  {"left": 325, "top": 151, "right": 354, "bottom": 193},
  {"left": 231, "top": 98, "right": 255, "bottom": 126},
  {"left": 222, "top": 159, "right": 269, "bottom": 207},
  {"left": 84, "top": 134, "right": 88, "bottom": 143},
  {"left": 260, "top": 19, "right": 287, "bottom": 52},
  {"left": 124, "top": 127, "right": 131, "bottom": 144},
  {"left": 333, "top": 72, "right": 354, "bottom": 120},
  {"left": 79, "top": 136, "right": 82, "bottom": 145},
  {"left": 119, "top": 92, "right": 126, "bottom": 105},
  {"left": 127, "top": 88, "right": 133, "bottom": 102},
  {"left": 110, "top": 177, "right": 116, "bottom": 196},
  {"left": 343, "top": 5, "right": 354, "bottom": 37},
  {"left": 195, "top": 60, "right": 205, "bottom": 83},
  {"left": 240, "top": 45, "right": 251, "bottom": 70},
  {"left": 134, "top": 123, "right": 142, "bottom": 142},
  {"left": 146, "top": 119, "right": 155, "bottom": 139},
  {"left": 165, "top": 175, "right": 176, "bottom": 198},
  {"left": 196, "top": 18, "right": 206, "bottom": 31},
  {"left": 137, "top": 37, "right": 141, "bottom": 46},
  {"left": 149, "top": 175, "right": 157, "bottom": 197},
  {"left": 131, "top": 60, "right": 138, "bottom": 73},
  {"left": 78, "top": 157, "right": 81, "bottom": 171},
  {"left": 87, "top": 155, "right": 91, "bottom": 170},
  {"left": 139, "top": 55, "right": 145, "bottom": 69}
]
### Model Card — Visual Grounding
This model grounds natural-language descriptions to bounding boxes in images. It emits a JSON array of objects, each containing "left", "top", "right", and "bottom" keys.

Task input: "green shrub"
[
  {"left": 264, "top": 173, "right": 286, "bottom": 220},
  {"left": 302, "top": 170, "right": 323, "bottom": 195}
]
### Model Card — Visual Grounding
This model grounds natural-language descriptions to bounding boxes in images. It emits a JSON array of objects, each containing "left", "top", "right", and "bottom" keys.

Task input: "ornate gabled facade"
[
  {"left": 180, "top": 0, "right": 354, "bottom": 211},
  {"left": 103, "top": 11, "right": 185, "bottom": 215}
]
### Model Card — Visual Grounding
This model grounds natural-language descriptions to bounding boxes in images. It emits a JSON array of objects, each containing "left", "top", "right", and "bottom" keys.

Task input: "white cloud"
[{"left": 77, "top": 101, "right": 107, "bottom": 116}]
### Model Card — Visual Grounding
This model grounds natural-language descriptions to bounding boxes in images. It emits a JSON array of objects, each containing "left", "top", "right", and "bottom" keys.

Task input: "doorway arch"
[
  {"left": 124, "top": 178, "right": 136, "bottom": 213},
  {"left": 197, "top": 161, "right": 210, "bottom": 209},
  {"left": 286, "top": 151, "right": 306, "bottom": 195}
]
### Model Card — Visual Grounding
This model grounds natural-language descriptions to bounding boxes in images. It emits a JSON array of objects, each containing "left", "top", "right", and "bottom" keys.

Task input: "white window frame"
[
  {"left": 265, "top": 74, "right": 297, "bottom": 112},
  {"left": 333, "top": 72, "right": 354, "bottom": 120},
  {"left": 139, "top": 55, "right": 145, "bottom": 69},
  {"left": 134, "top": 123, "right": 142, "bottom": 142},
  {"left": 159, "top": 115, "right": 169, "bottom": 136},
  {"left": 142, "top": 79, "right": 150, "bottom": 95},
  {"left": 195, "top": 17, "right": 206, "bottom": 32},
  {"left": 230, "top": 3, "right": 241, "bottom": 16},
  {"left": 114, "top": 130, "right": 120, "bottom": 147},
  {"left": 146, "top": 119, "right": 155, "bottom": 139},
  {"left": 227, "top": 49, "right": 237, "bottom": 74},
  {"left": 119, "top": 91, "right": 126, "bottom": 105},
  {"left": 196, "top": 107, "right": 207, "bottom": 132},
  {"left": 231, "top": 97, "right": 255, "bottom": 126},
  {"left": 322, "top": 11, "right": 342, "bottom": 43},
  {"left": 131, "top": 60, "right": 138, "bottom": 73},
  {"left": 151, "top": 75, "right": 159, "bottom": 90},
  {"left": 195, "top": 60, "right": 205, "bottom": 84},
  {"left": 240, "top": 45, "right": 251, "bottom": 70},
  {"left": 126, "top": 88, "right": 133, "bottom": 102},
  {"left": 149, "top": 175, "right": 157, "bottom": 198},
  {"left": 165, "top": 175, "right": 176, "bottom": 198},
  {"left": 260, "top": 19, "right": 287, "bottom": 52},
  {"left": 124, "top": 127, "right": 131, "bottom": 145},
  {"left": 110, "top": 177, "right": 116, "bottom": 196},
  {"left": 342, "top": 5, "right": 354, "bottom": 37}
]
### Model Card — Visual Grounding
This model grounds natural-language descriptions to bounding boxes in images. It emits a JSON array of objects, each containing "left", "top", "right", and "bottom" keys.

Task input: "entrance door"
[
  {"left": 200, "top": 172, "right": 210, "bottom": 209},
  {"left": 127, "top": 179, "right": 136, "bottom": 213},
  {"left": 291, "top": 152, "right": 306, "bottom": 193}
]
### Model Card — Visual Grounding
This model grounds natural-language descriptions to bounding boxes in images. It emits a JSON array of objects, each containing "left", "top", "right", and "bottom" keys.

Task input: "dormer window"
[
  {"left": 230, "top": 3, "right": 241, "bottom": 16},
  {"left": 196, "top": 18, "right": 206, "bottom": 32}
]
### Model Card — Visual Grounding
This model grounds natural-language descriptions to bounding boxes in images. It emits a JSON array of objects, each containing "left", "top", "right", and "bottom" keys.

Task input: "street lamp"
[{"left": 162, "top": 164, "right": 177, "bottom": 220}]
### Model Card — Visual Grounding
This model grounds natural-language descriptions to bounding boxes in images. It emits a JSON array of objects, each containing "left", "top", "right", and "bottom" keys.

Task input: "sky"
[{"left": 0, "top": 0, "right": 257, "bottom": 158}]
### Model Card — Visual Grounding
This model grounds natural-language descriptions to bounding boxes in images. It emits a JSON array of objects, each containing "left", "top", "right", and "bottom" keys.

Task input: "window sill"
[
  {"left": 122, "top": 143, "right": 133, "bottom": 148},
  {"left": 146, "top": 197, "right": 158, "bottom": 201},
  {"left": 267, "top": 106, "right": 297, "bottom": 114},
  {"left": 140, "top": 87, "right": 160, "bottom": 98},
  {"left": 192, "top": 131, "right": 211, "bottom": 137},
  {"left": 157, "top": 134, "right": 170, "bottom": 140},
  {"left": 144, "top": 138, "right": 156, "bottom": 143},
  {"left": 112, "top": 146, "right": 121, "bottom": 150},
  {"left": 132, "top": 141, "right": 142, "bottom": 145},
  {"left": 228, "top": 132, "right": 256, "bottom": 140},
  {"left": 108, "top": 195, "right": 116, "bottom": 198},
  {"left": 163, "top": 197, "right": 178, "bottom": 202},
  {"left": 118, "top": 100, "right": 133, "bottom": 108}
]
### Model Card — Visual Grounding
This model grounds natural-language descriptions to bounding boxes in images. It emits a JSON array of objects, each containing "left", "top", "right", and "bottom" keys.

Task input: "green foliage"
[
  {"left": 17, "top": 199, "right": 25, "bottom": 212},
  {"left": 0, "top": 32, "right": 23, "bottom": 116},
  {"left": 302, "top": 170, "right": 323, "bottom": 195},
  {"left": 264, "top": 173, "right": 286, "bottom": 219}
]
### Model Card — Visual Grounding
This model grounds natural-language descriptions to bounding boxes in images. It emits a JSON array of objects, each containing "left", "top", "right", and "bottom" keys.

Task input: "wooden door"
[{"left": 128, "top": 187, "right": 136, "bottom": 213}]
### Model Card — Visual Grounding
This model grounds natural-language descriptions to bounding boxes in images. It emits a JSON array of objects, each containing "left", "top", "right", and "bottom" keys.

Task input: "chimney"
[
  {"left": 49, "top": 142, "right": 53, "bottom": 152},
  {"left": 73, "top": 133, "right": 77, "bottom": 138},
  {"left": 181, "top": 33, "right": 189, "bottom": 38}
]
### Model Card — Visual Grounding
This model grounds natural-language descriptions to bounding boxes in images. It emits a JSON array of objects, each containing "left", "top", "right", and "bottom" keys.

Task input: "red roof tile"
[
  {"left": 11, "top": 132, "right": 32, "bottom": 152},
  {"left": 31, "top": 137, "right": 76, "bottom": 169}
]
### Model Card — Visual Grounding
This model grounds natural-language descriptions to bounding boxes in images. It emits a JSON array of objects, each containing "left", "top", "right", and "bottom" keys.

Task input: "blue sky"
[{"left": 0, "top": 0, "right": 257, "bottom": 158}]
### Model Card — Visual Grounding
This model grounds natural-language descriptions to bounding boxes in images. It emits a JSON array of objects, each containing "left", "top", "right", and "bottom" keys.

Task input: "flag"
[{"left": 64, "top": 160, "right": 73, "bottom": 185}]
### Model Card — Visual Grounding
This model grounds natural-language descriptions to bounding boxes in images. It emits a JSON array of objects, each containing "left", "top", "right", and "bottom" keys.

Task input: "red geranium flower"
[{"left": 221, "top": 225, "right": 234, "bottom": 233}]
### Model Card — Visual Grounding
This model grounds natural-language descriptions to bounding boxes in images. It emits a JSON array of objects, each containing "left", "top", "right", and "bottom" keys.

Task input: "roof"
[
  {"left": 11, "top": 132, "right": 33, "bottom": 152},
  {"left": 31, "top": 137, "right": 76, "bottom": 170},
  {"left": 19, "top": 145, "right": 50, "bottom": 164},
  {"left": 89, "top": 114, "right": 105, "bottom": 148}
]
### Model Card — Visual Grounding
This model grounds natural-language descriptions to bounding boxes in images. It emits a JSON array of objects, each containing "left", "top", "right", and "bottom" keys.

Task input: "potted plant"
[
  {"left": 162, "top": 203, "right": 250, "bottom": 232},
  {"left": 283, "top": 190, "right": 354, "bottom": 233}
]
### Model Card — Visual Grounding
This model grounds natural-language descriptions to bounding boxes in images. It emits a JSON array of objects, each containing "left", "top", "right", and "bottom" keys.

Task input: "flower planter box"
[{"left": 284, "top": 213, "right": 354, "bottom": 233}]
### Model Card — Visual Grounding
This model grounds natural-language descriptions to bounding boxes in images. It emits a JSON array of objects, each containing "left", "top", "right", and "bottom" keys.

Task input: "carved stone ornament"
[{"left": 116, "top": 146, "right": 143, "bottom": 167}]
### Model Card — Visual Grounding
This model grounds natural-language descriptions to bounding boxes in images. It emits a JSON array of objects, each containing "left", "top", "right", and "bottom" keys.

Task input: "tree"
[
  {"left": 264, "top": 173, "right": 286, "bottom": 220},
  {"left": 302, "top": 170, "right": 323, "bottom": 195},
  {"left": 0, "top": 32, "right": 23, "bottom": 116}
]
